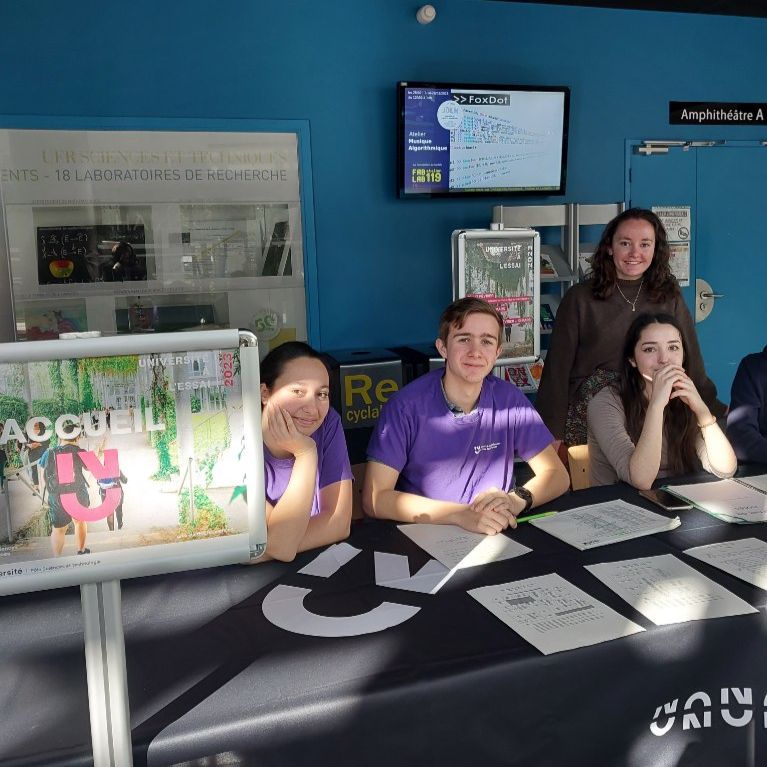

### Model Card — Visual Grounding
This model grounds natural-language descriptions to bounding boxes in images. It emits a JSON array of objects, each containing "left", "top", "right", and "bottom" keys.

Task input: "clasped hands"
[
  {"left": 459, "top": 487, "right": 527, "bottom": 535},
  {"left": 648, "top": 364, "right": 709, "bottom": 421}
]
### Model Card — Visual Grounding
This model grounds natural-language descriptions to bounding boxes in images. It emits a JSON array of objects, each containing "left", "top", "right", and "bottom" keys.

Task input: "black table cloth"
[{"left": 2, "top": 477, "right": 767, "bottom": 767}]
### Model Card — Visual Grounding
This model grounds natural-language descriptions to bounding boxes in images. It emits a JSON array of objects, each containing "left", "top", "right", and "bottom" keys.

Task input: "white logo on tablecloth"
[
  {"left": 650, "top": 688, "right": 760, "bottom": 736},
  {"left": 261, "top": 542, "right": 426, "bottom": 638}
]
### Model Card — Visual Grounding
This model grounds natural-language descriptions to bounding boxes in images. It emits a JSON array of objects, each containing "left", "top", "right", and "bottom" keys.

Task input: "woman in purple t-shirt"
[{"left": 260, "top": 342, "right": 352, "bottom": 561}]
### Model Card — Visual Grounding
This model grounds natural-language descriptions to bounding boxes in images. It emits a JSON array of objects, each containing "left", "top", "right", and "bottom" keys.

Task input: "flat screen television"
[{"left": 398, "top": 81, "right": 570, "bottom": 198}]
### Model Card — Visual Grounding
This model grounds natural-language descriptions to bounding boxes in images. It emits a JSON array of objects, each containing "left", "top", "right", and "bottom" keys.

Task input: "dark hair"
[
  {"left": 590, "top": 208, "right": 679, "bottom": 303},
  {"left": 618, "top": 312, "right": 699, "bottom": 475},
  {"left": 112, "top": 241, "right": 136, "bottom": 264},
  {"left": 438, "top": 297, "right": 503, "bottom": 345},
  {"left": 260, "top": 341, "right": 328, "bottom": 390},
  {"left": 108, "top": 241, "right": 146, "bottom": 281}
]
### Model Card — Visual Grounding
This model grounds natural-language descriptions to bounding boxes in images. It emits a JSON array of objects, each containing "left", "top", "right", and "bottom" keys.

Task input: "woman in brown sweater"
[{"left": 536, "top": 208, "right": 725, "bottom": 446}]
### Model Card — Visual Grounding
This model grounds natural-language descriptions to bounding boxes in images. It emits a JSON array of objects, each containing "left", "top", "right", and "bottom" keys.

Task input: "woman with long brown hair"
[{"left": 587, "top": 313, "right": 736, "bottom": 488}]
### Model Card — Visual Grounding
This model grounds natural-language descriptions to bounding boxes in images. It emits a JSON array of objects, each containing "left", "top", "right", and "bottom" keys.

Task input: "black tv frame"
[{"left": 397, "top": 80, "right": 570, "bottom": 199}]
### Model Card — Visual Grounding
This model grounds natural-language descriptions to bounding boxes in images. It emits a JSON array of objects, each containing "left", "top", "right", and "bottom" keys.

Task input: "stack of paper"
[
  {"left": 529, "top": 499, "right": 680, "bottom": 550},
  {"left": 665, "top": 479, "right": 767, "bottom": 524}
]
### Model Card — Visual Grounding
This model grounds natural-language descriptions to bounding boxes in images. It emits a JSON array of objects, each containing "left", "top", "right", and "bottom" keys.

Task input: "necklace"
[{"left": 615, "top": 278, "right": 645, "bottom": 312}]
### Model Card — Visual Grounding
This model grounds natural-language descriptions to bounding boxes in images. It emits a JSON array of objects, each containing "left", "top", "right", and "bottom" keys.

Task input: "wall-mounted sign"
[
  {"left": 670, "top": 102, "right": 767, "bottom": 125},
  {"left": 652, "top": 206, "right": 691, "bottom": 288}
]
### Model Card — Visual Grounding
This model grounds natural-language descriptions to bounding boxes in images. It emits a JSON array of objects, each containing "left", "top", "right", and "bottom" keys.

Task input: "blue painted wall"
[{"left": 1, "top": 0, "right": 765, "bottom": 349}]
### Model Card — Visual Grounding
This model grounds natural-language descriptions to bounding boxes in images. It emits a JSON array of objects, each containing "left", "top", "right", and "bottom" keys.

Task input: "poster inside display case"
[
  {"left": 23, "top": 300, "right": 88, "bottom": 340},
  {"left": 179, "top": 204, "right": 294, "bottom": 279},
  {"left": 37, "top": 223, "right": 149, "bottom": 285},
  {"left": 451, "top": 227, "right": 540, "bottom": 365},
  {"left": 0, "top": 128, "right": 311, "bottom": 350}
]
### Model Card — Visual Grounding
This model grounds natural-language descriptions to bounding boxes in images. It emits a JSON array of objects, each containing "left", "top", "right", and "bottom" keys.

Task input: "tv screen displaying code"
[{"left": 399, "top": 82, "right": 569, "bottom": 197}]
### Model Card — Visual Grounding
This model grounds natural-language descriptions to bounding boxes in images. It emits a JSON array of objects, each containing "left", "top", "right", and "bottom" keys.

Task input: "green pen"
[{"left": 516, "top": 510, "right": 557, "bottom": 524}]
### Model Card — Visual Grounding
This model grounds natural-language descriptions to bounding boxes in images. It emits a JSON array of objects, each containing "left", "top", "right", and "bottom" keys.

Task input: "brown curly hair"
[{"left": 589, "top": 208, "right": 679, "bottom": 303}]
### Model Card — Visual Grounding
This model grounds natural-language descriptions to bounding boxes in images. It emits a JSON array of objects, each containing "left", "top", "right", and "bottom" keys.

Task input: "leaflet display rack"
[
  {"left": 491, "top": 203, "right": 624, "bottom": 296},
  {"left": 0, "top": 328, "right": 266, "bottom": 766},
  {"left": 488, "top": 204, "right": 624, "bottom": 388}
]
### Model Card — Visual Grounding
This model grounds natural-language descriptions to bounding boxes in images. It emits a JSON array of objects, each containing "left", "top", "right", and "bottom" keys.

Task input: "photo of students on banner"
[
  {"left": 39, "top": 434, "right": 92, "bottom": 556},
  {"left": 0, "top": 347, "right": 250, "bottom": 576}
]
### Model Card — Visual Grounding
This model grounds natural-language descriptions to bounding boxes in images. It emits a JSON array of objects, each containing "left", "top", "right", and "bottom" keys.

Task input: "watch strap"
[{"left": 513, "top": 486, "right": 534, "bottom": 513}]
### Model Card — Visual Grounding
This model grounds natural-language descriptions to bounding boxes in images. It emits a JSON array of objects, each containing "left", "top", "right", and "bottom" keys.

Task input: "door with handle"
[
  {"left": 628, "top": 141, "right": 767, "bottom": 399},
  {"left": 695, "top": 145, "right": 767, "bottom": 397}
]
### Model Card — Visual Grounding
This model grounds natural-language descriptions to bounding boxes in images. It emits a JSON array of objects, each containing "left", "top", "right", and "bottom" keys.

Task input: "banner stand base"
[{"left": 81, "top": 580, "right": 133, "bottom": 767}]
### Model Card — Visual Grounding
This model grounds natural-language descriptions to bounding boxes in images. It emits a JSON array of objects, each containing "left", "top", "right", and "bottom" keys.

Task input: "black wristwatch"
[{"left": 512, "top": 486, "right": 534, "bottom": 513}]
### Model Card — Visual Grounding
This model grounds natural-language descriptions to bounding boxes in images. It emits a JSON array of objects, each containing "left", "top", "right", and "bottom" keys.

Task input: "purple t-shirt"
[
  {"left": 264, "top": 408, "right": 352, "bottom": 517},
  {"left": 367, "top": 370, "right": 553, "bottom": 504}
]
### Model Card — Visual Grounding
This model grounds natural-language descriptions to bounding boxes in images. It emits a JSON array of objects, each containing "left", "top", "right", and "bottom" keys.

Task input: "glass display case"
[{"left": 0, "top": 128, "right": 309, "bottom": 355}]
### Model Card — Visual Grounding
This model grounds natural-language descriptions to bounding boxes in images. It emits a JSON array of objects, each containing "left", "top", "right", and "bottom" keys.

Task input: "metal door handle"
[{"left": 696, "top": 278, "right": 721, "bottom": 323}]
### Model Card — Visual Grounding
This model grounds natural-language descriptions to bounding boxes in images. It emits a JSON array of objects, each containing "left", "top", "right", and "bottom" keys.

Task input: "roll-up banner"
[{"left": 0, "top": 329, "right": 266, "bottom": 595}]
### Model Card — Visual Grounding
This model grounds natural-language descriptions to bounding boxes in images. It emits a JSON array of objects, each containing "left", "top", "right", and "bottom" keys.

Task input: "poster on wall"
[
  {"left": 0, "top": 341, "right": 260, "bottom": 595},
  {"left": 652, "top": 206, "right": 691, "bottom": 287},
  {"left": 0, "top": 129, "right": 308, "bottom": 342},
  {"left": 37, "top": 223, "right": 149, "bottom": 285},
  {"left": 451, "top": 228, "right": 540, "bottom": 364}
]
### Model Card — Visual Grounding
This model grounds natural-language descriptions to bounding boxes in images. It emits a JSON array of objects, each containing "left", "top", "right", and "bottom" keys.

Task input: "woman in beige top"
[
  {"left": 587, "top": 312, "right": 736, "bottom": 488},
  {"left": 536, "top": 208, "right": 724, "bottom": 447}
]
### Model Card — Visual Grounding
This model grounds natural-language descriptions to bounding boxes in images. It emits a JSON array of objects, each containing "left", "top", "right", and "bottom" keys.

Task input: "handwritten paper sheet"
[
  {"left": 469, "top": 573, "right": 643, "bottom": 655},
  {"left": 585, "top": 554, "right": 757, "bottom": 625},
  {"left": 685, "top": 538, "right": 767, "bottom": 591},
  {"left": 530, "top": 500, "right": 679, "bottom": 550}
]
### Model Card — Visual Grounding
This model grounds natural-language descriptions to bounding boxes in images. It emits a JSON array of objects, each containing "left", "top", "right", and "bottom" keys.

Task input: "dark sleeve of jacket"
[{"left": 727, "top": 352, "right": 767, "bottom": 464}]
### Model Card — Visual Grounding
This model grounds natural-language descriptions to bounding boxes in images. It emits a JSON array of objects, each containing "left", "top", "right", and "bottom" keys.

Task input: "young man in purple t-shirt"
[{"left": 363, "top": 298, "right": 569, "bottom": 535}]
